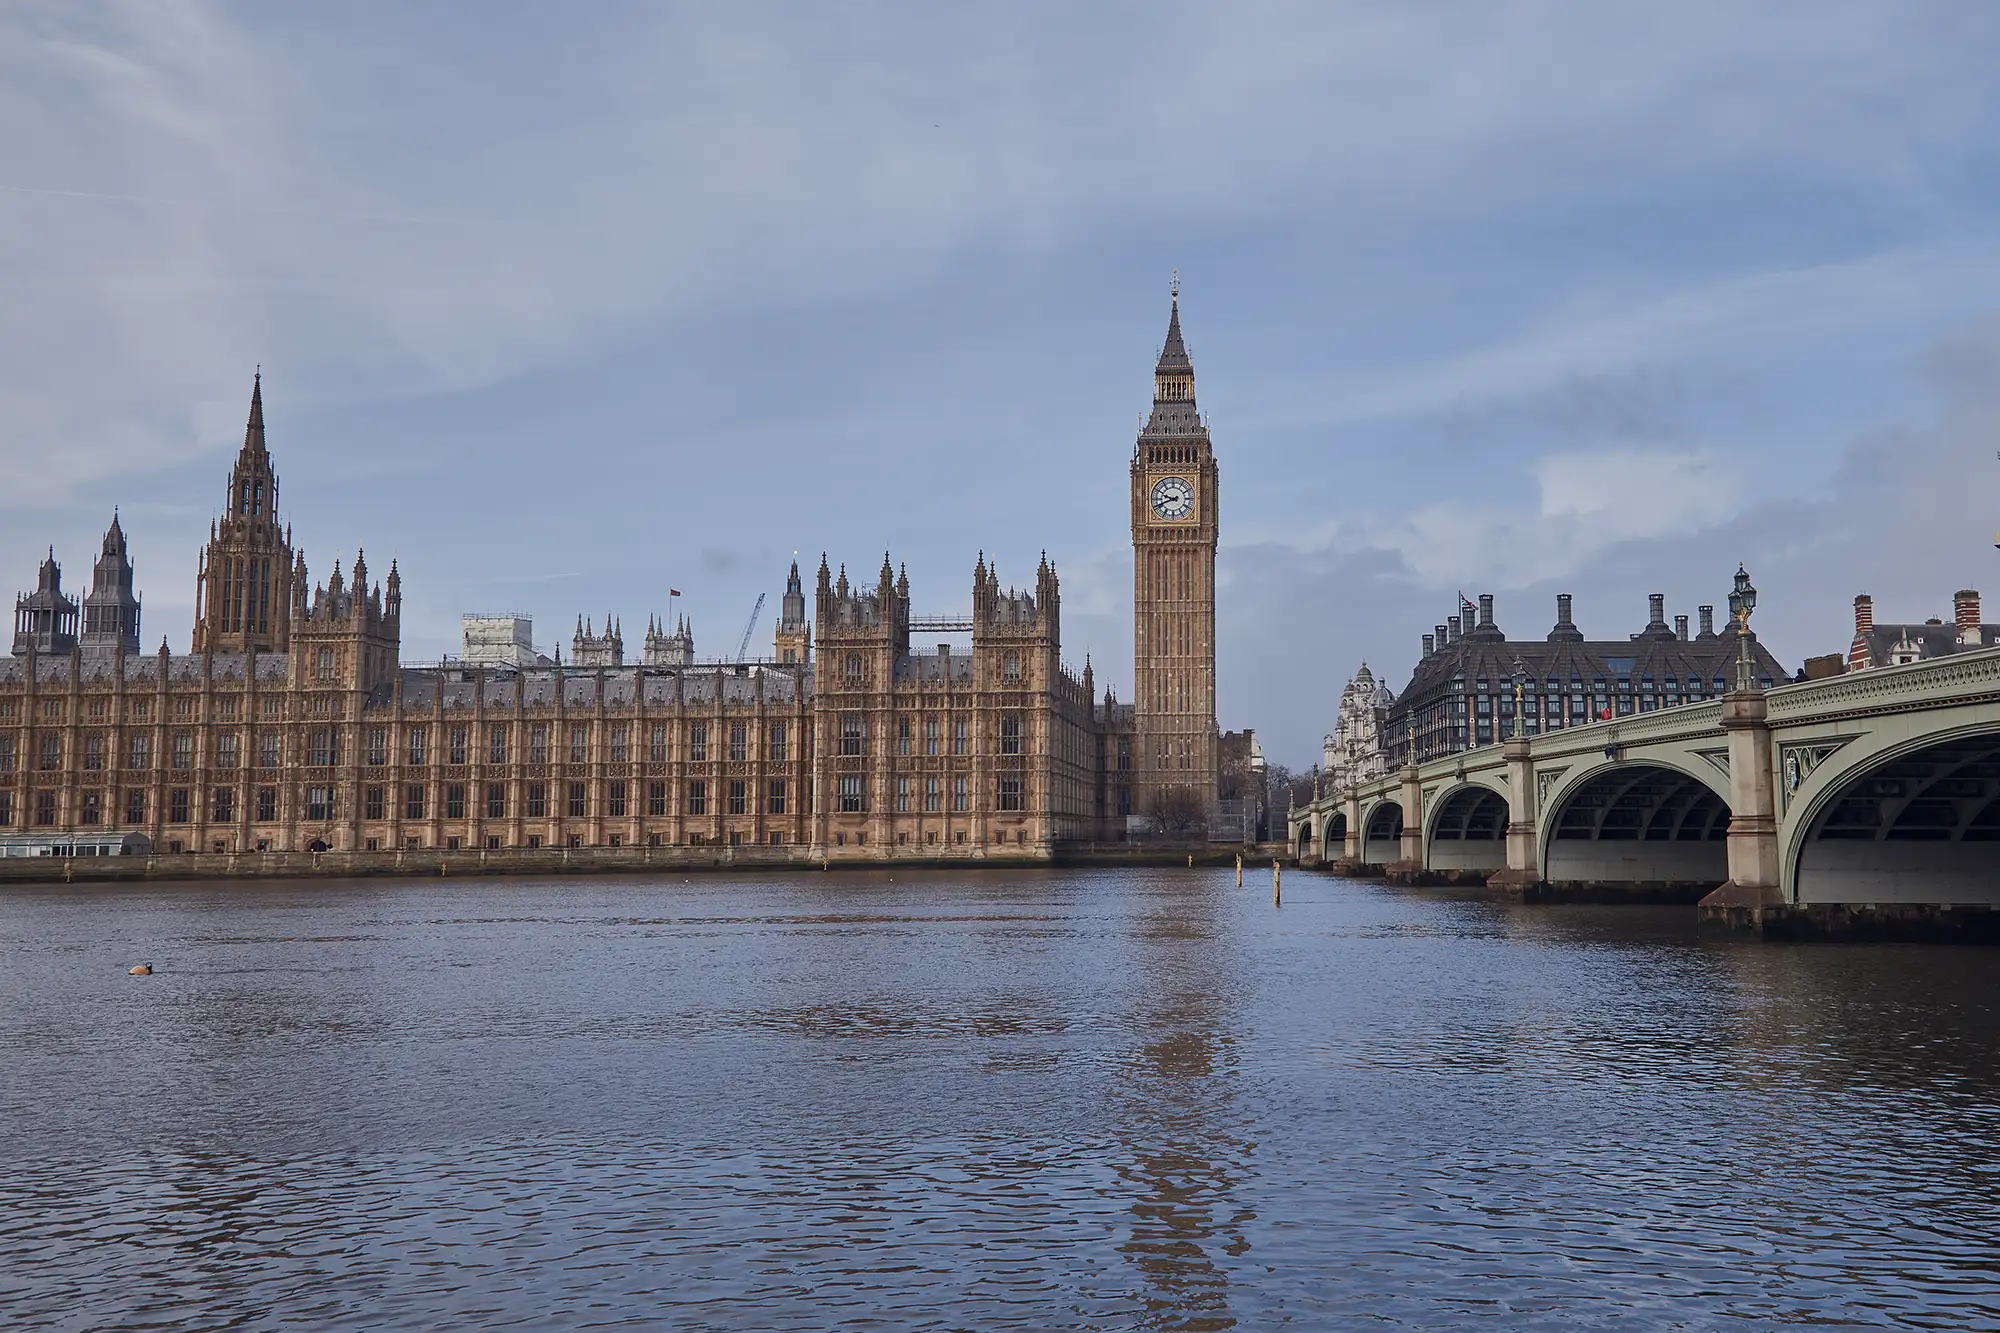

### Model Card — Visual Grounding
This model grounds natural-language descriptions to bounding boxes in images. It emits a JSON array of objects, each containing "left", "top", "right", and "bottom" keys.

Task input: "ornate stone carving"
[
  {"left": 1536, "top": 766, "right": 1570, "bottom": 813},
  {"left": 1322, "top": 663, "right": 1394, "bottom": 792},
  {"left": 1779, "top": 737, "right": 1857, "bottom": 811}
]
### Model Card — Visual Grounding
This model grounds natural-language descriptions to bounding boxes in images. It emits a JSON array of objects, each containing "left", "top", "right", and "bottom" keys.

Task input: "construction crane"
[{"left": 734, "top": 592, "right": 766, "bottom": 663}]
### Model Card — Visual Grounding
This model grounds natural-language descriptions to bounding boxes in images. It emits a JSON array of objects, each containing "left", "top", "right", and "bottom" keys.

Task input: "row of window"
[
  {"left": 0, "top": 719, "right": 803, "bottom": 773},
  {"left": 833, "top": 774, "right": 1023, "bottom": 813},
  {"left": 838, "top": 714, "right": 1025, "bottom": 757},
  {"left": 0, "top": 777, "right": 802, "bottom": 828},
  {"left": 839, "top": 653, "right": 1024, "bottom": 685},
  {"left": 0, "top": 696, "right": 286, "bottom": 725}
]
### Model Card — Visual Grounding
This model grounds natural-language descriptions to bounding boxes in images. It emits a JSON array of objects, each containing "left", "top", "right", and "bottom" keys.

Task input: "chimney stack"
[
  {"left": 1448, "top": 614, "right": 1462, "bottom": 644},
  {"left": 1549, "top": 592, "right": 1583, "bottom": 643},
  {"left": 1477, "top": 594, "right": 1495, "bottom": 630},
  {"left": 1699, "top": 605, "right": 1715, "bottom": 638},
  {"left": 1854, "top": 594, "right": 1873, "bottom": 635},
  {"left": 1422, "top": 633, "right": 1435, "bottom": 657},
  {"left": 1955, "top": 590, "right": 1980, "bottom": 644},
  {"left": 1435, "top": 623, "right": 1448, "bottom": 650},
  {"left": 1648, "top": 593, "right": 1666, "bottom": 626},
  {"left": 1675, "top": 615, "right": 1689, "bottom": 641}
]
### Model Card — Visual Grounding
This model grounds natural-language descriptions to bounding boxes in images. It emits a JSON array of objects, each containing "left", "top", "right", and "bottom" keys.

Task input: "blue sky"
[{"left": 4, "top": 2, "right": 2000, "bottom": 766}]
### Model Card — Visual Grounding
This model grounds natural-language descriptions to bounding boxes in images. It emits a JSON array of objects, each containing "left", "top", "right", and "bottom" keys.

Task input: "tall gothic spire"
[
  {"left": 242, "top": 369, "right": 268, "bottom": 462},
  {"left": 1142, "top": 277, "right": 1202, "bottom": 436},
  {"left": 1155, "top": 277, "right": 1192, "bottom": 377}
]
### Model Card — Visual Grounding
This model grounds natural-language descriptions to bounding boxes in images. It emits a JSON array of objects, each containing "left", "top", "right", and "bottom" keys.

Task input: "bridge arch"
[
  {"left": 1788, "top": 724, "right": 2000, "bottom": 905},
  {"left": 1319, "top": 810, "right": 1347, "bottom": 861},
  {"left": 1539, "top": 760, "right": 1731, "bottom": 896},
  {"left": 1361, "top": 800, "right": 1403, "bottom": 866},
  {"left": 1294, "top": 816, "right": 1314, "bottom": 859},
  {"left": 1425, "top": 784, "right": 1509, "bottom": 874}
]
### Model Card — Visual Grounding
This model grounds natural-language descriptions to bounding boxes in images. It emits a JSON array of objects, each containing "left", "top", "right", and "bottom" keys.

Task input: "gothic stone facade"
[
  {"left": 1129, "top": 283, "right": 1220, "bottom": 821},
  {"left": 2, "top": 294, "right": 1218, "bottom": 856}
]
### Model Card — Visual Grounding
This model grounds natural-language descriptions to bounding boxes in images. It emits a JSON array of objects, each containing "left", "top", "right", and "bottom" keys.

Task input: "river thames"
[{"left": 1, "top": 867, "right": 1995, "bottom": 1330}]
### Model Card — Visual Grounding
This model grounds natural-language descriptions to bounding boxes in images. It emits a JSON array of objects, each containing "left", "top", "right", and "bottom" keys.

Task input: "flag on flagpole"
[{"left": 669, "top": 589, "right": 681, "bottom": 597}]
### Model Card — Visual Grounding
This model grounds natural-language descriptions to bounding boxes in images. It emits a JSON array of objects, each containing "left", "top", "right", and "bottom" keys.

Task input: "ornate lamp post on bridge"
[
  {"left": 1728, "top": 565, "right": 1759, "bottom": 693},
  {"left": 1710, "top": 562, "right": 1782, "bottom": 918},
  {"left": 1509, "top": 655, "right": 1527, "bottom": 740}
]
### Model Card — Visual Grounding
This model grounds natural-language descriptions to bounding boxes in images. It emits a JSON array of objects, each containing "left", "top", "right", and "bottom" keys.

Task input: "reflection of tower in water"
[{"left": 1111, "top": 881, "right": 1256, "bottom": 1332}]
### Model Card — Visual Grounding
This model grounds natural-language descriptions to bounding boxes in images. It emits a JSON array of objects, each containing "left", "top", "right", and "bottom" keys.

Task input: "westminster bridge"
[{"left": 1286, "top": 645, "right": 2000, "bottom": 937}]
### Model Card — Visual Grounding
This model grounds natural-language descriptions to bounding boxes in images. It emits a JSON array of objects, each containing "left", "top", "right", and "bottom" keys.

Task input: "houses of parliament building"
[{"left": 1, "top": 293, "right": 1226, "bottom": 859}]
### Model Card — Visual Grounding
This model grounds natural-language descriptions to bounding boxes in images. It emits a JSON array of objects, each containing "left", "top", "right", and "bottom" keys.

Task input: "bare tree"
[{"left": 1147, "top": 785, "right": 1209, "bottom": 840}]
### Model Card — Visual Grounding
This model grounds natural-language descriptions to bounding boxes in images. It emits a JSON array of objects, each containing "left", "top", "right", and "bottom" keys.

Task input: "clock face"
[{"left": 1149, "top": 476, "right": 1195, "bottom": 521}]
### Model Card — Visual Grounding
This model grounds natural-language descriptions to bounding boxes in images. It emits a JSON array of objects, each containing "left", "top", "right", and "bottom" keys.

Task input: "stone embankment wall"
[{"left": 0, "top": 841, "right": 1287, "bottom": 884}]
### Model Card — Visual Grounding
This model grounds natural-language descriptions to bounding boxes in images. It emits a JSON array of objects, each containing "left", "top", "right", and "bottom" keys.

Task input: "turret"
[
  {"left": 11, "top": 547, "right": 79, "bottom": 657},
  {"left": 80, "top": 511, "right": 142, "bottom": 659}
]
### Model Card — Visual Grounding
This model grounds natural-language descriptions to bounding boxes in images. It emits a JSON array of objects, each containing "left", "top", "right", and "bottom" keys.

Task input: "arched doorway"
[
  {"left": 1427, "top": 786, "right": 1508, "bottom": 874},
  {"left": 1795, "top": 732, "right": 2000, "bottom": 904},
  {"left": 1363, "top": 802, "right": 1403, "bottom": 867},
  {"left": 1543, "top": 765, "right": 1728, "bottom": 898}
]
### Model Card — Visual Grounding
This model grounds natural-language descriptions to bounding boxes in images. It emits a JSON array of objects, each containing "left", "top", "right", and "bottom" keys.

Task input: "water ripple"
[{"left": 0, "top": 870, "right": 1996, "bottom": 1329}]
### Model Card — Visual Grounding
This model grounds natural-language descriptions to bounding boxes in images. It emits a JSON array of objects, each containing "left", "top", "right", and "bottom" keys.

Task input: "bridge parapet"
[{"left": 1764, "top": 642, "right": 2000, "bottom": 721}]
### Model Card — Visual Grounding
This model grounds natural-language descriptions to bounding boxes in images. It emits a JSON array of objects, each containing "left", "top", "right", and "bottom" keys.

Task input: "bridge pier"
[
  {"left": 1698, "top": 690, "right": 1785, "bottom": 929},
  {"left": 1384, "top": 763, "right": 1425, "bottom": 881},
  {"left": 1486, "top": 735, "right": 1541, "bottom": 897}
]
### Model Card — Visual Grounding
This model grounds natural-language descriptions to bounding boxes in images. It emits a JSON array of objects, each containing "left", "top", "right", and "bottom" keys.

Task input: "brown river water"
[{"left": 1, "top": 867, "right": 1996, "bottom": 1330}]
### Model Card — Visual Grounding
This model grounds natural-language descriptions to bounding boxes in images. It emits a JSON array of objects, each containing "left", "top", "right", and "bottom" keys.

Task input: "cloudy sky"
[{"left": 4, "top": 2, "right": 1999, "bottom": 766}]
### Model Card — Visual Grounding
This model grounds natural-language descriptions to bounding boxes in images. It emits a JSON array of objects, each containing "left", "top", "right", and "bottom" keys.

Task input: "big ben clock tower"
[{"left": 1131, "top": 277, "right": 1219, "bottom": 822}]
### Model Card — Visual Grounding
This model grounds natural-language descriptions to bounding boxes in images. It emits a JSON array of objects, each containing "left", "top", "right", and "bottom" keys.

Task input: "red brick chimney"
[
  {"left": 1955, "top": 589, "right": 1980, "bottom": 645},
  {"left": 1848, "top": 594, "right": 1874, "bottom": 672}
]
